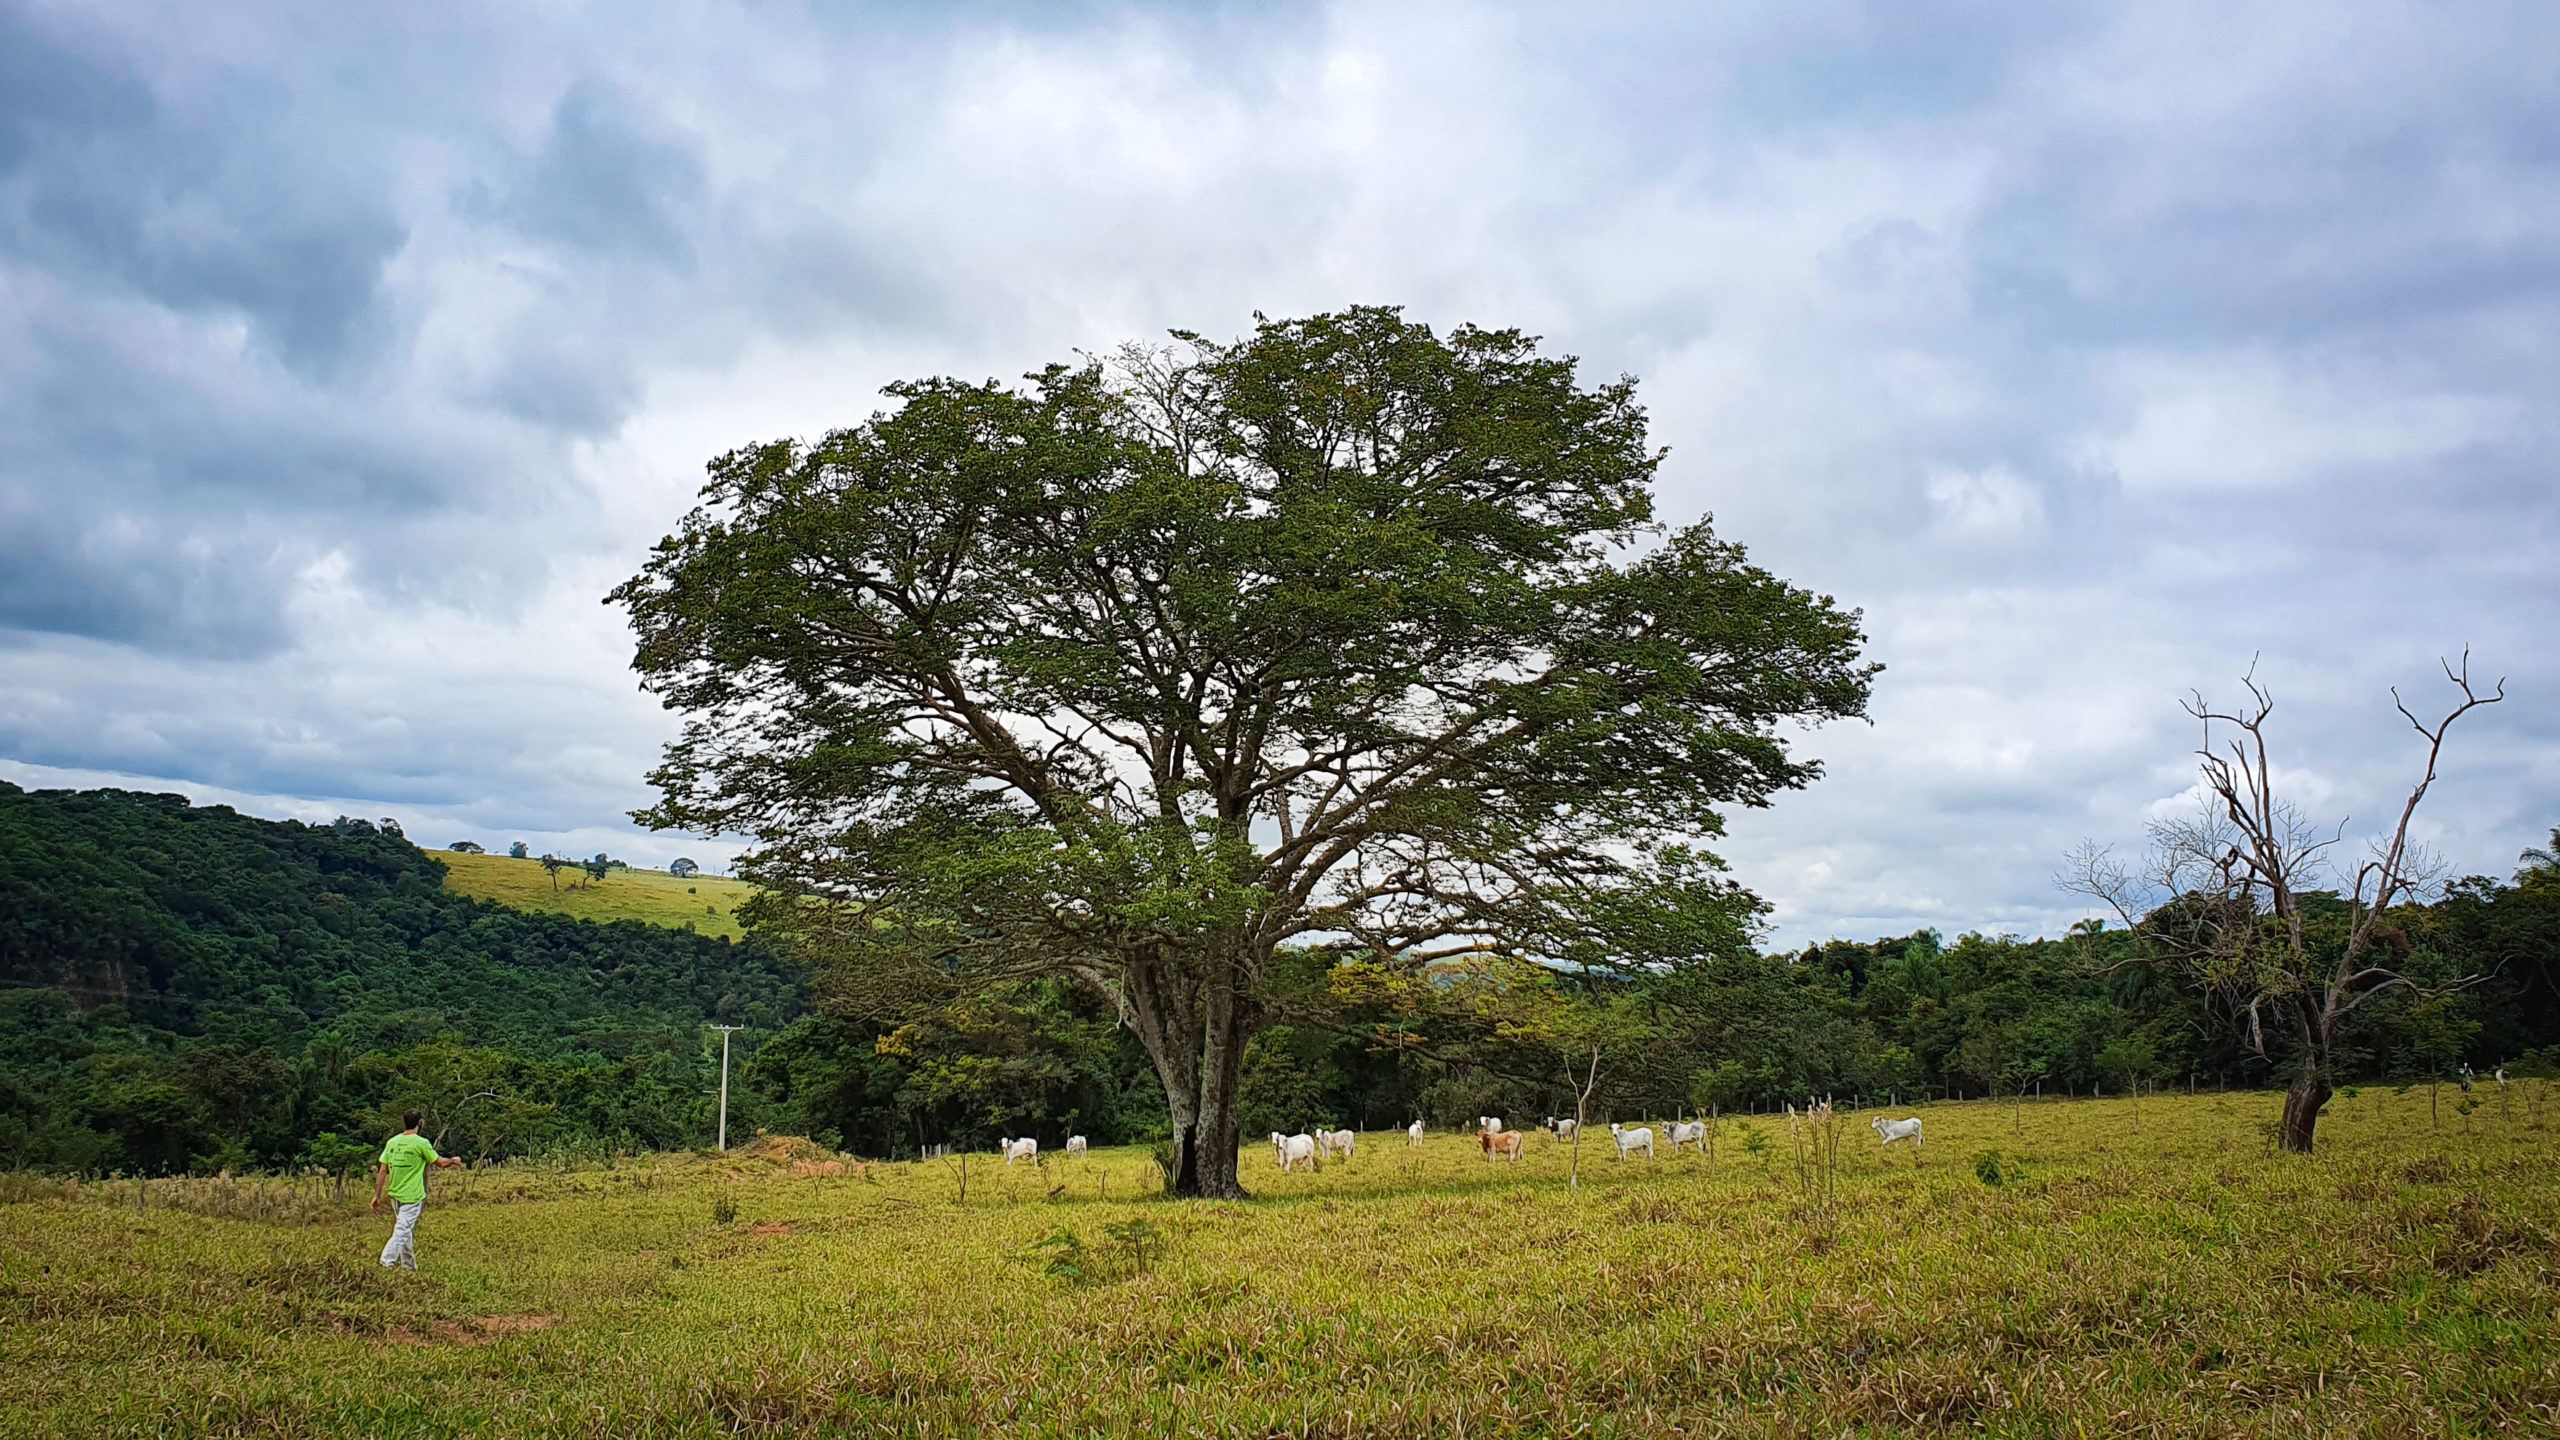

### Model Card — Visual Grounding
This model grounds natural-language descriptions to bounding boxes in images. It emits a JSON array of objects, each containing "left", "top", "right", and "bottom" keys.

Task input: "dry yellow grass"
[
  {"left": 4, "top": 1088, "right": 2556, "bottom": 1437},
  {"left": 435, "top": 849, "right": 756, "bottom": 940}
]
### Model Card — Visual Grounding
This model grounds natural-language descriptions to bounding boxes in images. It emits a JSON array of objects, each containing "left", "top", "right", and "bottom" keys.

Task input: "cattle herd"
[
  {"left": 994, "top": 1134, "right": 1090, "bottom": 1166},
  {"left": 1261, "top": 1110, "right": 1927, "bottom": 1169},
  {"left": 995, "top": 1110, "right": 1927, "bottom": 1170}
]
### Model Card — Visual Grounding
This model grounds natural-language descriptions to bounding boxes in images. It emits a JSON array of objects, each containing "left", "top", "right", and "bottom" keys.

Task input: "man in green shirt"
[{"left": 372, "top": 1110, "right": 460, "bottom": 1270}]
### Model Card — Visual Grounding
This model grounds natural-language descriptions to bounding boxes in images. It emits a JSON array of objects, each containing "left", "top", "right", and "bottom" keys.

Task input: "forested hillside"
[
  {"left": 5, "top": 782, "right": 2555, "bottom": 1174},
  {"left": 0, "top": 784, "right": 806, "bottom": 1174}
]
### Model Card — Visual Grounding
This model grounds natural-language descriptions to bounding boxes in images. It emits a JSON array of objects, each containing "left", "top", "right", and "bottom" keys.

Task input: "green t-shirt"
[{"left": 379, "top": 1132, "right": 440, "bottom": 1204}]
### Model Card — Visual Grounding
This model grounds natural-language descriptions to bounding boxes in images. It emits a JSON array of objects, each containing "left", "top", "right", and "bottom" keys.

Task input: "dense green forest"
[
  {"left": 4, "top": 783, "right": 2555, "bottom": 1174},
  {"left": 0, "top": 785, "right": 806, "bottom": 1175}
]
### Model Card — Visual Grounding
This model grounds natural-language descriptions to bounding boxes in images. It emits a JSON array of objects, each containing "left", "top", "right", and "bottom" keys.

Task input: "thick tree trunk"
[
  {"left": 1118, "top": 945, "right": 1254, "bottom": 1200},
  {"left": 1192, "top": 961, "right": 1252, "bottom": 1199},
  {"left": 2280, "top": 1065, "right": 2329, "bottom": 1154}
]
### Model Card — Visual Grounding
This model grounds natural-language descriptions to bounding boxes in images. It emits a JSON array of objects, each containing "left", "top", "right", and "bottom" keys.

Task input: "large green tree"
[{"left": 612, "top": 308, "right": 1873, "bottom": 1197}]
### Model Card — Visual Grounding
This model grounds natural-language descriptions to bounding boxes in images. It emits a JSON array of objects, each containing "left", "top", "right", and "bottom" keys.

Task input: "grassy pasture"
[
  {"left": 4, "top": 1088, "right": 2556, "bottom": 1438},
  {"left": 435, "top": 850, "right": 756, "bottom": 941}
]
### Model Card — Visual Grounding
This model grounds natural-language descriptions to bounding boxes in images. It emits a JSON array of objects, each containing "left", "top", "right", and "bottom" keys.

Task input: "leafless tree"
[
  {"left": 1566, "top": 1048, "right": 1598, "bottom": 1191},
  {"left": 2063, "top": 654, "right": 2503, "bottom": 1153}
]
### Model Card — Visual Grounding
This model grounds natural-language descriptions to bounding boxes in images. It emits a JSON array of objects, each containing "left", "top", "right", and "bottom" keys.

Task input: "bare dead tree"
[
  {"left": 1566, "top": 1048, "right": 1599, "bottom": 1191},
  {"left": 2063, "top": 653, "right": 2503, "bottom": 1154}
]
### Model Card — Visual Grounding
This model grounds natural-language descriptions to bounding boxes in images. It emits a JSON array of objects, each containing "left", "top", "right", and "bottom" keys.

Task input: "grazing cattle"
[
  {"left": 1478, "top": 1116, "right": 1504, "bottom": 1135},
  {"left": 1407, "top": 1119, "right": 1426, "bottom": 1147},
  {"left": 1480, "top": 1129, "right": 1525, "bottom": 1162},
  {"left": 1272, "top": 1132, "right": 1318, "bottom": 1172},
  {"left": 1545, "top": 1117, "right": 1579, "bottom": 1142},
  {"left": 1609, "top": 1123, "right": 1654, "bottom": 1160},
  {"left": 1665, "top": 1120, "right": 1706, "bottom": 1152},
  {"left": 1064, "top": 1135, "right": 1087, "bottom": 1156},
  {"left": 1317, "top": 1128, "right": 1355, "bottom": 1161},
  {"left": 1000, "top": 1136, "right": 1038, "bottom": 1166},
  {"left": 1871, "top": 1116, "right": 1924, "bottom": 1148}
]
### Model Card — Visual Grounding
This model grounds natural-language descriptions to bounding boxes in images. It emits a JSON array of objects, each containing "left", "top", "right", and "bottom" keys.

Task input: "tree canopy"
[{"left": 616, "top": 308, "right": 1876, "bottom": 1196}]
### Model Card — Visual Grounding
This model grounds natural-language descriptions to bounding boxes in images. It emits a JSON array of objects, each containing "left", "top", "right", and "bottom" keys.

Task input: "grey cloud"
[
  {"left": 0, "top": 6, "right": 151, "bottom": 169},
  {"left": 0, "top": 509, "right": 305, "bottom": 655},
  {"left": 467, "top": 79, "right": 706, "bottom": 269},
  {"left": 0, "top": 8, "right": 406, "bottom": 376}
]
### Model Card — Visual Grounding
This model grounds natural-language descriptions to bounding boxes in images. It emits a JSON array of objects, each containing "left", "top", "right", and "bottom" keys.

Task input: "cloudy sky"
[{"left": 3, "top": 1, "right": 2554, "bottom": 946}]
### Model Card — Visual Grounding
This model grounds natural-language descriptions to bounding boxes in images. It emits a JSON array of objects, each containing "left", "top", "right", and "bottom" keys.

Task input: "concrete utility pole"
[{"left": 710, "top": 1025, "right": 746, "bottom": 1151}]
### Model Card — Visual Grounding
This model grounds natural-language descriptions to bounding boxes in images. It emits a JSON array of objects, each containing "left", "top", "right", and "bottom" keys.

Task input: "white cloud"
[
  {"left": 2086, "top": 353, "right": 2522, "bottom": 491},
  {"left": 1926, "top": 466, "right": 2047, "bottom": 543}
]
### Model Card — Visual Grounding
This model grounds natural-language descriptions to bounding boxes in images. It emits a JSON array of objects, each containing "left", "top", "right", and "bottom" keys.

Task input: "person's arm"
[
  {"left": 370, "top": 1161, "right": 388, "bottom": 1213},
  {"left": 434, "top": 1155, "right": 462, "bottom": 1169}
]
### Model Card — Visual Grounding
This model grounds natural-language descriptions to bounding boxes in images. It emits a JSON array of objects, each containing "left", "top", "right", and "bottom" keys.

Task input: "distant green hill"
[
  {"left": 0, "top": 783, "right": 808, "bottom": 1174},
  {"left": 437, "top": 850, "right": 756, "bottom": 940}
]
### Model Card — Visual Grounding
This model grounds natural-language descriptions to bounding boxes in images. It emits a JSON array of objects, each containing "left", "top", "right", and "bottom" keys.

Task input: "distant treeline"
[
  {"left": 754, "top": 847, "right": 2560, "bottom": 1152},
  {"left": 4, "top": 783, "right": 2555, "bottom": 1173}
]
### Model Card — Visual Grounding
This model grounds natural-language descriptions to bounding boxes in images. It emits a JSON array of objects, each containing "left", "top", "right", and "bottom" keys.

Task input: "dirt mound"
[{"left": 735, "top": 1135, "right": 839, "bottom": 1166}]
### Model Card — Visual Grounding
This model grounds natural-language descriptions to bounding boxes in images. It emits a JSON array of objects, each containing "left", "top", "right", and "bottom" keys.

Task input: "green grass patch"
[
  {"left": 7, "top": 1090, "right": 2559, "bottom": 1436},
  {"left": 437, "top": 850, "right": 756, "bottom": 940}
]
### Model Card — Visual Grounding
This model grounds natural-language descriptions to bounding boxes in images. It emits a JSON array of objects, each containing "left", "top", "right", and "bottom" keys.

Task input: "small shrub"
[
  {"left": 1149, "top": 1141, "right": 1179, "bottom": 1192},
  {"left": 1101, "top": 1218, "right": 1164, "bottom": 1275},
  {"left": 1031, "top": 1225, "right": 1086, "bottom": 1281},
  {"left": 1971, "top": 1149, "right": 2008, "bottom": 1187},
  {"left": 711, "top": 1191, "right": 739, "bottom": 1227}
]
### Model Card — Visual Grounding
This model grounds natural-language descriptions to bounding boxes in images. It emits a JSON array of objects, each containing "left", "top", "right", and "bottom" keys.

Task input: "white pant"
[{"left": 380, "top": 1200, "right": 423, "bottom": 1269}]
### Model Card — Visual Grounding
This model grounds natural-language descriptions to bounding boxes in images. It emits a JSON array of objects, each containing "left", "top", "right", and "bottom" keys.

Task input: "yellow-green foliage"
[
  {"left": 6, "top": 1090, "right": 2558, "bottom": 1437},
  {"left": 436, "top": 850, "right": 756, "bottom": 941}
]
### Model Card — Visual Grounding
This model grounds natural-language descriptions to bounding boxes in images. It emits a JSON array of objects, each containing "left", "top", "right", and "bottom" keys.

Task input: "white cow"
[
  {"left": 1545, "top": 1117, "right": 1579, "bottom": 1142},
  {"left": 1609, "top": 1123, "right": 1654, "bottom": 1159},
  {"left": 1272, "top": 1131, "right": 1318, "bottom": 1172},
  {"left": 1000, "top": 1136, "right": 1037, "bottom": 1166},
  {"left": 1478, "top": 1116, "right": 1504, "bottom": 1135},
  {"left": 1316, "top": 1127, "right": 1355, "bottom": 1161},
  {"left": 1064, "top": 1135, "right": 1088, "bottom": 1156},
  {"left": 1665, "top": 1120, "right": 1707, "bottom": 1152},
  {"left": 1871, "top": 1116, "right": 1924, "bottom": 1148},
  {"left": 1407, "top": 1119, "right": 1426, "bottom": 1147}
]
